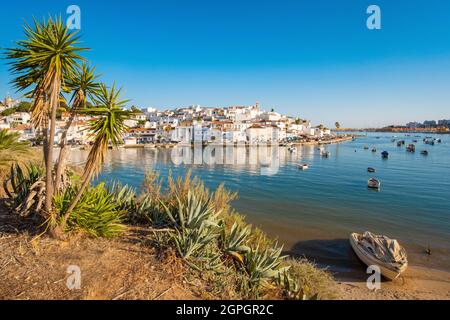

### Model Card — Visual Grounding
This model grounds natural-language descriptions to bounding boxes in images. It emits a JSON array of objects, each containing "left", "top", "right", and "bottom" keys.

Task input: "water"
[{"left": 69, "top": 132, "right": 450, "bottom": 275}]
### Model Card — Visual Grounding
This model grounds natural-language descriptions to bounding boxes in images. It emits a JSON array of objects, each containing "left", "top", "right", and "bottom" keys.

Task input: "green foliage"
[
  {"left": 162, "top": 192, "right": 221, "bottom": 260},
  {"left": 3, "top": 163, "right": 44, "bottom": 215},
  {"left": 243, "top": 244, "right": 289, "bottom": 294},
  {"left": 54, "top": 183, "right": 126, "bottom": 238},
  {"left": 220, "top": 222, "right": 251, "bottom": 263},
  {"left": 0, "top": 129, "right": 29, "bottom": 151}
]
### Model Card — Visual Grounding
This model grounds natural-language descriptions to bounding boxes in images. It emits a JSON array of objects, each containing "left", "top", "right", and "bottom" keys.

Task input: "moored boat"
[
  {"left": 381, "top": 151, "right": 389, "bottom": 159},
  {"left": 368, "top": 178, "right": 381, "bottom": 189},
  {"left": 321, "top": 151, "right": 330, "bottom": 158},
  {"left": 349, "top": 232, "right": 408, "bottom": 281},
  {"left": 406, "top": 144, "right": 416, "bottom": 152},
  {"left": 421, "top": 150, "right": 428, "bottom": 155},
  {"left": 367, "top": 167, "right": 376, "bottom": 173},
  {"left": 371, "top": 148, "right": 377, "bottom": 153},
  {"left": 298, "top": 163, "right": 309, "bottom": 170}
]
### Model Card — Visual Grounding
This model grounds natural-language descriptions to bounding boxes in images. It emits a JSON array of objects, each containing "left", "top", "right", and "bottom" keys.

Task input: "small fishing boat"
[
  {"left": 298, "top": 163, "right": 309, "bottom": 170},
  {"left": 412, "top": 139, "right": 418, "bottom": 143},
  {"left": 368, "top": 178, "right": 381, "bottom": 189},
  {"left": 381, "top": 151, "right": 389, "bottom": 159},
  {"left": 371, "top": 148, "right": 377, "bottom": 153},
  {"left": 430, "top": 140, "right": 435, "bottom": 146},
  {"left": 437, "top": 139, "right": 442, "bottom": 143},
  {"left": 364, "top": 146, "right": 369, "bottom": 150},
  {"left": 406, "top": 144, "right": 415, "bottom": 152},
  {"left": 350, "top": 232, "right": 408, "bottom": 280},
  {"left": 321, "top": 151, "right": 330, "bottom": 158},
  {"left": 367, "top": 167, "right": 376, "bottom": 173},
  {"left": 420, "top": 150, "right": 428, "bottom": 155},
  {"left": 288, "top": 146, "right": 297, "bottom": 153}
]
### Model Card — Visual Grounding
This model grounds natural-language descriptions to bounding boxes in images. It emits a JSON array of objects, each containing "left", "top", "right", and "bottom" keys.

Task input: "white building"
[{"left": 245, "top": 125, "right": 280, "bottom": 144}]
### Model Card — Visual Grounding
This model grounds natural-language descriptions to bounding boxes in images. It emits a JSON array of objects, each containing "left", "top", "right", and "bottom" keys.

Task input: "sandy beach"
[{"left": 337, "top": 266, "right": 450, "bottom": 300}]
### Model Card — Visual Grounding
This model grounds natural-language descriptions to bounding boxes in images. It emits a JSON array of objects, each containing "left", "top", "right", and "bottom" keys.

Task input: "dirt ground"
[{"left": 0, "top": 203, "right": 203, "bottom": 300}]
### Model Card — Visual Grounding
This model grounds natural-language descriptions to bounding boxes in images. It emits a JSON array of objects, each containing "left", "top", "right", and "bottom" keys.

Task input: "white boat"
[
  {"left": 368, "top": 178, "right": 381, "bottom": 189},
  {"left": 298, "top": 163, "right": 309, "bottom": 170},
  {"left": 350, "top": 232, "right": 408, "bottom": 280},
  {"left": 288, "top": 146, "right": 297, "bottom": 153},
  {"left": 321, "top": 151, "right": 330, "bottom": 158}
]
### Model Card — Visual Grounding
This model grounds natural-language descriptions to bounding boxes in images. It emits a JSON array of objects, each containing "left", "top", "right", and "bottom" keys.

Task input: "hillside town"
[{"left": 0, "top": 96, "right": 335, "bottom": 146}]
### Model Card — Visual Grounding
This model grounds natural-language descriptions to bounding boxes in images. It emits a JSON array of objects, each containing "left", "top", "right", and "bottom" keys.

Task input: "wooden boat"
[
  {"left": 420, "top": 150, "right": 428, "bottom": 155},
  {"left": 350, "top": 232, "right": 408, "bottom": 280},
  {"left": 298, "top": 164, "right": 309, "bottom": 170},
  {"left": 368, "top": 178, "right": 381, "bottom": 189},
  {"left": 381, "top": 151, "right": 389, "bottom": 159},
  {"left": 367, "top": 167, "right": 376, "bottom": 173}
]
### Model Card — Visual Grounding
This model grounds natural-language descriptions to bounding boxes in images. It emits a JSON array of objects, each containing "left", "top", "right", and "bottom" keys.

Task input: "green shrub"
[{"left": 54, "top": 183, "right": 126, "bottom": 238}]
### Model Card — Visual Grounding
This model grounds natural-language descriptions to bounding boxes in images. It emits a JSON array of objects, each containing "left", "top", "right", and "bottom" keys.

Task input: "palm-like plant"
[
  {"left": 54, "top": 64, "right": 100, "bottom": 192},
  {"left": 59, "top": 83, "right": 131, "bottom": 231},
  {"left": 5, "top": 17, "right": 86, "bottom": 214}
]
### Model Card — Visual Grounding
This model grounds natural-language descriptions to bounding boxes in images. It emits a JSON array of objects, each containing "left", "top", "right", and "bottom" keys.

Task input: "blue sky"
[{"left": 1, "top": 0, "right": 450, "bottom": 127}]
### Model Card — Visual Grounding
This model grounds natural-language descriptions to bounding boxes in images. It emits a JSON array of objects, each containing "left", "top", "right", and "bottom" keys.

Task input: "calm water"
[{"left": 69, "top": 133, "right": 450, "bottom": 275}]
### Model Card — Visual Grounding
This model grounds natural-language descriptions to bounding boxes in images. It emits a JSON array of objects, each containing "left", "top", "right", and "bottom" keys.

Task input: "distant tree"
[
  {"left": 271, "top": 108, "right": 275, "bottom": 112},
  {"left": 335, "top": 122, "right": 341, "bottom": 129},
  {"left": 16, "top": 101, "right": 31, "bottom": 112},
  {"left": 130, "top": 105, "right": 140, "bottom": 113},
  {"left": 0, "top": 108, "right": 16, "bottom": 117}
]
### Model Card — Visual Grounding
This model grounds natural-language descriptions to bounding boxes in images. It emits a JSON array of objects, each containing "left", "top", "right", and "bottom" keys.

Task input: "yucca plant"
[
  {"left": 54, "top": 183, "right": 126, "bottom": 238},
  {"left": 5, "top": 17, "right": 87, "bottom": 214},
  {"left": 58, "top": 83, "right": 132, "bottom": 234},
  {"left": 220, "top": 222, "right": 251, "bottom": 264}
]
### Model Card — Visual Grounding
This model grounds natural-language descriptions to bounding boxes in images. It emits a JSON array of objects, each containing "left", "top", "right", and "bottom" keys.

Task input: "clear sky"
[{"left": 1, "top": 0, "right": 450, "bottom": 128}]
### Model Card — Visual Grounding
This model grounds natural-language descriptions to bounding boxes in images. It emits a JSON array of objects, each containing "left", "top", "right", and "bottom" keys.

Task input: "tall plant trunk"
[
  {"left": 44, "top": 72, "right": 61, "bottom": 214},
  {"left": 55, "top": 93, "right": 83, "bottom": 192},
  {"left": 58, "top": 168, "right": 93, "bottom": 233}
]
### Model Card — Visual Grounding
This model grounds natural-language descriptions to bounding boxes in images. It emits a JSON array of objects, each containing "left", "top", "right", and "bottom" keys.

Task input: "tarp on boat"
[{"left": 357, "top": 232, "right": 408, "bottom": 268}]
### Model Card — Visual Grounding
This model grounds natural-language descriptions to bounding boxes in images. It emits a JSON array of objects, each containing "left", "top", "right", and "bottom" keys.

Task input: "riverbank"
[
  {"left": 1, "top": 200, "right": 448, "bottom": 300},
  {"left": 337, "top": 266, "right": 450, "bottom": 300}
]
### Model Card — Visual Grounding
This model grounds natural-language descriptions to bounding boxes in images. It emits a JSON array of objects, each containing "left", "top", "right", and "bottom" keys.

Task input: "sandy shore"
[{"left": 336, "top": 266, "right": 450, "bottom": 300}]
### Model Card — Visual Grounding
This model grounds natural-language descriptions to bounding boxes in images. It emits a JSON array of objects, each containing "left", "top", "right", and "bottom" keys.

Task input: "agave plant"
[
  {"left": 276, "top": 270, "right": 319, "bottom": 300},
  {"left": 3, "top": 163, "right": 45, "bottom": 217},
  {"left": 108, "top": 182, "right": 137, "bottom": 210},
  {"left": 220, "top": 222, "right": 251, "bottom": 263},
  {"left": 162, "top": 191, "right": 220, "bottom": 230},
  {"left": 244, "top": 244, "right": 290, "bottom": 292},
  {"left": 162, "top": 192, "right": 221, "bottom": 259}
]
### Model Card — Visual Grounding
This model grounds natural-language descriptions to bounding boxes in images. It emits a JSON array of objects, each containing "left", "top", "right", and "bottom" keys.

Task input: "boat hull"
[{"left": 349, "top": 233, "right": 407, "bottom": 281}]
